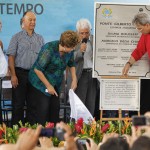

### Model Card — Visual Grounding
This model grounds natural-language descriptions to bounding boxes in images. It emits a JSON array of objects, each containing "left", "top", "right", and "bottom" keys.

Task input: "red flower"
[
  {"left": 0, "top": 129, "right": 4, "bottom": 138},
  {"left": 45, "top": 122, "right": 54, "bottom": 128},
  {"left": 19, "top": 127, "right": 28, "bottom": 133},
  {"left": 101, "top": 123, "right": 110, "bottom": 133},
  {"left": 75, "top": 124, "right": 82, "bottom": 133},
  {"left": 77, "top": 118, "right": 83, "bottom": 127}
]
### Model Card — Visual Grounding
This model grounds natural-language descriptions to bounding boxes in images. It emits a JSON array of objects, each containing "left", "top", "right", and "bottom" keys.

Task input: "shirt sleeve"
[
  {"left": 67, "top": 52, "right": 75, "bottom": 67},
  {"left": 6, "top": 35, "right": 18, "bottom": 56},
  {"left": 34, "top": 43, "right": 51, "bottom": 72},
  {"left": 74, "top": 44, "right": 83, "bottom": 63},
  {"left": 39, "top": 35, "right": 45, "bottom": 45},
  {"left": 131, "top": 34, "right": 147, "bottom": 61}
]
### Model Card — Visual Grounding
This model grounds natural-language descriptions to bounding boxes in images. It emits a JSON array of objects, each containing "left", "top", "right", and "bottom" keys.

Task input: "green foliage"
[{"left": 0, "top": 118, "right": 132, "bottom": 145}]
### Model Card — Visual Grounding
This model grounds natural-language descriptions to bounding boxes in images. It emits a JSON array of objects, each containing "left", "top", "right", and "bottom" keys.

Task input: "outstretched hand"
[{"left": 15, "top": 125, "right": 42, "bottom": 150}]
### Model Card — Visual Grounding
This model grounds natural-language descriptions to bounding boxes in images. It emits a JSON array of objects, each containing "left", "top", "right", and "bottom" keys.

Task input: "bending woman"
[{"left": 27, "top": 30, "right": 79, "bottom": 125}]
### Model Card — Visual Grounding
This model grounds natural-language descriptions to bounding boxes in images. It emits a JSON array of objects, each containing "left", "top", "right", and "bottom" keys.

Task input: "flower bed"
[{"left": 0, "top": 118, "right": 132, "bottom": 145}]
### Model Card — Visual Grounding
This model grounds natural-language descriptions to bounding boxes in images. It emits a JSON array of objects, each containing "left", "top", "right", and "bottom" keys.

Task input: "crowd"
[{"left": 1, "top": 112, "right": 150, "bottom": 150}]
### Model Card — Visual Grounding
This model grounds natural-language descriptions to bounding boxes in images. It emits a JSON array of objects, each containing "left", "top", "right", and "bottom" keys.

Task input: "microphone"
[
  {"left": 81, "top": 38, "right": 87, "bottom": 56},
  {"left": 82, "top": 38, "right": 88, "bottom": 43}
]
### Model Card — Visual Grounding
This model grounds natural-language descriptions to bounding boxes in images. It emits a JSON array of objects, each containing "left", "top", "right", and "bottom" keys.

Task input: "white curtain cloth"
[{"left": 69, "top": 89, "right": 94, "bottom": 124}]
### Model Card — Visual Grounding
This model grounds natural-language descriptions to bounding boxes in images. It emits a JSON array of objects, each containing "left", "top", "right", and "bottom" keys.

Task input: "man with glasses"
[{"left": 122, "top": 12, "right": 150, "bottom": 75}]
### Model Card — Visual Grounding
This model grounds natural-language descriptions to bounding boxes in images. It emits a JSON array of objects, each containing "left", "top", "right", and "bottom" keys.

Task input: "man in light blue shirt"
[{"left": 7, "top": 11, "right": 44, "bottom": 125}]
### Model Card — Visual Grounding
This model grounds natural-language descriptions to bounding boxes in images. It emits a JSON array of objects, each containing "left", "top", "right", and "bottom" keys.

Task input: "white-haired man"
[{"left": 67, "top": 18, "right": 99, "bottom": 116}]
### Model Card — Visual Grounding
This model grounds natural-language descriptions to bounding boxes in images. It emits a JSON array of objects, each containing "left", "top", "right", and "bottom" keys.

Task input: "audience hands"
[
  {"left": 39, "top": 137, "right": 53, "bottom": 149},
  {"left": 101, "top": 133, "right": 119, "bottom": 144},
  {"left": 15, "top": 125, "right": 42, "bottom": 150},
  {"left": 2, "top": 115, "right": 150, "bottom": 150},
  {"left": 86, "top": 138, "right": 98, "bottom": 150},
  {"left": 56, "top": 122, "right": 78, "bottom": 150}
]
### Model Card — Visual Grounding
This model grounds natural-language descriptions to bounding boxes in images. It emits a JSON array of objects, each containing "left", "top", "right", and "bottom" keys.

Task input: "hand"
[
  {"left": 15, "top": 125, "right": 42, "bottom": 150},
  {"left": 122, "top": 134, "right": 132, "bottom": 147},
  {"left": 102, "top": 133, "right": 119, "bottom": 144},
  {"left": 71, "top": 79, "right": 77, "bottom": 90},
  {"left": 0, "top": 144, "right": 16, "bottom": 150},
  {"left": 39, "top": 137, "right": 53, "bottom": 148},
  {"left": 80, "top": 43, "right": 87, "bottom": 53},
  {"left": 56, "top": 122, "right": 78, "bottom": 150},
  {"left": 86, "top": 138, "right": 98, "bottom": 150},
  {"left": 11, "top": 75, "right": 18, "bottom": 88},
  {"left": 47, "top": 85, "right": 58, "bottom": 96},
  {"left": 56, "top": 122, "right": 72, "bottom": 139},
  {"left": 122, "top": 63, "right": 130, "bottom": 76}
]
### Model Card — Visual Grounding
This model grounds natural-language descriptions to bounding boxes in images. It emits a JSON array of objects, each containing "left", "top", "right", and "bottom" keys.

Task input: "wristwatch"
[{"left": 126, "top": 61, "right": 132, "bottom": 67}]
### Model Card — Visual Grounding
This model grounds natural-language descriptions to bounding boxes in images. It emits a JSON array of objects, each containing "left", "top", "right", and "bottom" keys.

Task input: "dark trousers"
[
  {"left": 12, "top": 68, "right": 29, "bottom": 125},
  {"left": 75, "top": 70, "right": 97, "bottom": 116},
  {"left": 140, "top": 79, "right": 150, "bottom": 115},
  {"left": 94, "top": 80, "right": 100, "bottom": 120},
  {"left": 26, "top": 83, "right": 60, "bottom": 126}
]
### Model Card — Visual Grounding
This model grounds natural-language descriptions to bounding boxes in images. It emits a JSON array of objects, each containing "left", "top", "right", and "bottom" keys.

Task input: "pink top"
[{"left": 131, "top": 34, "right": 150, "bottom": 60}]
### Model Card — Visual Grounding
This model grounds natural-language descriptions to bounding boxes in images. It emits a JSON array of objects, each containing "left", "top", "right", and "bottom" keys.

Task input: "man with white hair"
[
  {"left": 7, "top": 11, "right": 44, "bottom": 125},
  {"left": 69, "top": 18, "right": 99, "bottom": 116}
]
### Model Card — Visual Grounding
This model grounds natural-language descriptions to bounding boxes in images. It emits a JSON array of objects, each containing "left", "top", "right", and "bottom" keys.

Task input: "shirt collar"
[{"left": 22, "top": 29, "right": 35, "bottom": 36}]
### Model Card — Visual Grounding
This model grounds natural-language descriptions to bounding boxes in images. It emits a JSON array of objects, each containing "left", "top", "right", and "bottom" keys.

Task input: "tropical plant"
[{"left": 0, "top": 118, "right": 132, "bottom": 145}]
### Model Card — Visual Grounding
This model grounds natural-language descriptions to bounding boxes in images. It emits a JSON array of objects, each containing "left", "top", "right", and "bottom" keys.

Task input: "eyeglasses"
[
  {"left": 79, "top": 32, "right": 89, "bottom": 35},
  {"left": 136, "top": 27, "right": 143, "bottom": 32}
]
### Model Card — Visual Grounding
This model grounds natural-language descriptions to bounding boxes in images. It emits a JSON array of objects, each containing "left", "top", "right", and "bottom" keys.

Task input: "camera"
[
  {"left": 132, "top": 115, "right": 150, "bottom": 126},
  {"left": 76, "top": 138, "right": 90, "bottom": 150},
  {"left": 39, "top": 128, "right": 65, "bottom": 141}
]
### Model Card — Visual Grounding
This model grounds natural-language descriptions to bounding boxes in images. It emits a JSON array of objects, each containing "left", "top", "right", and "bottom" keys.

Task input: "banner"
[
  {"left": 100, "top": 78, "right": 140, "bottom": 111},
  {"left": 93, "top": 3, "right": 150, "bottom": 77}
]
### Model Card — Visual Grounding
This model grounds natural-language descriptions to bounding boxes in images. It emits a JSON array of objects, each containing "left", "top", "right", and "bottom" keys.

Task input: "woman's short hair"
[
  {"left": 76, "top": 18, "right": 92, "bottom": 33},
  {"left": 132, "top": 12, "right": 150, "bottom": 25},
  {"left": 59, "top": 30, "right": 79, "bottom": 48}
]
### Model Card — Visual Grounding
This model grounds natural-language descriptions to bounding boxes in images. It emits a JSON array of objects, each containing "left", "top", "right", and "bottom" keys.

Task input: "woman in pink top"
[{"left": 122, "top": 12, "right": 150, "bottom": 75}]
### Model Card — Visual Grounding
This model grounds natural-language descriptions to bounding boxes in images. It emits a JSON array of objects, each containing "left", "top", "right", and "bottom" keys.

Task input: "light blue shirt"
[{"left": 7, "top": 30, "right": 44, "bottom": 70}]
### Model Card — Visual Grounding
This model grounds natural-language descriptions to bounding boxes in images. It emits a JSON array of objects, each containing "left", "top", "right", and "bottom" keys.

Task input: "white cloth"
[
  {"left": 69, "top": 89, "right": 94, "bottom": 124},
  {"left": 0, "top": 47, "right": 8, "bottom": 77}
]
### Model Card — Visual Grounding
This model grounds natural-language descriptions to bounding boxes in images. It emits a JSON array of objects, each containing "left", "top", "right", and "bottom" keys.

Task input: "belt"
[
  {"left": 15, "top": 67, "right": 29, "bottom": 72},
  {"left": 83, "top": 68, "right": 92, "bottom": 72}
]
